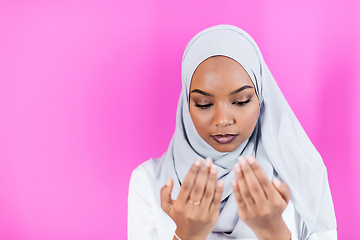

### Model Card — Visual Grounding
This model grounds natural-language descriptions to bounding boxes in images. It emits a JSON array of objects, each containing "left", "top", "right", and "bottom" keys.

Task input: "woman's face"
[{"left": 189, "top": 56, "right": 260, "bottom": 153}]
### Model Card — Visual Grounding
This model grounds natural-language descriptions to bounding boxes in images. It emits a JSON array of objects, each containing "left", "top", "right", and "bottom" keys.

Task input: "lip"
[{"left": 211, "top": 134, "right": 238, "bottom": 144}]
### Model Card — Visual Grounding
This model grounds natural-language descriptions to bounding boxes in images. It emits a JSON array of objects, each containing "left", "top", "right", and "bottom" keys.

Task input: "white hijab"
[{"left": 153, "top": 25, "right": 336, "bottom": 239}]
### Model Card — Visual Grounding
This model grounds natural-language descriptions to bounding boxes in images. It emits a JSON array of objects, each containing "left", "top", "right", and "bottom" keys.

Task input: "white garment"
[{"left": 128, "top": 160, "right": 337, "bottom": 240}]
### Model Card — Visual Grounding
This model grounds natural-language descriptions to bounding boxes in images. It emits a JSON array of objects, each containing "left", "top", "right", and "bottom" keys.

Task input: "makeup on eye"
[
  {"left": 193, "top": 97, "right": 252, "bottom": 109},
  {"left": 233, "top": 97, "right": 252, "bottom": 106},
  {"left": 194, "top": 102, "right": 213, "bottom": 109},
  {"left": 190, "top": 85, "right": 255, "bottom": 110}
]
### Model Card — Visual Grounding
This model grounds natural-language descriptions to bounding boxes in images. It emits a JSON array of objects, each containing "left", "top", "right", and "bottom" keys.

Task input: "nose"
[{"left": 213, "top": 105, "right": 234, "bottom": 127}]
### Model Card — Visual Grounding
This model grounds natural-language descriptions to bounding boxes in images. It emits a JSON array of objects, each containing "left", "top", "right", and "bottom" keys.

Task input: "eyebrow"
[
  {"left": 230, "top": 85, "right": 253, "bottom": 95},
  {"left": 190, "top": 85, "right": 253, "bottom": 97}
]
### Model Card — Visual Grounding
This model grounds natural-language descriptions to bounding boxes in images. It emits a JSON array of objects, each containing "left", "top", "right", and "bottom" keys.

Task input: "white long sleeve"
[
  {"left": 128, "top": 164, "right": 158, "bottom": 239},
  {"left": 128, "top": 161, "right": 176, "bottom": 240}
]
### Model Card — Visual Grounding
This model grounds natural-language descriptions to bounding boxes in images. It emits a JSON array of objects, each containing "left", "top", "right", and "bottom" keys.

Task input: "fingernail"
[
  {"left": 238, "top": 156, "right": 246, "bottom": 167},
  {"left": 273, "top": 178, "right": 281, "bottom": 188},
  {"left": 234, "top": 163, "right": 240, "bottom": 173},
  {"left": 194, "top": 158, "right": 201, "bottom": 166},
  {"left": 210, "top": 164, "right": 217, "bottom": 174},
  {"left": 217, "top": 180, "right": 224, "bottom": 187},
  {"left": 166, "top": 178, "right": 172, "bottom": 187},
  {"left": 247, "top": 156, "right": 255, "bottom": 164},
  {"left": 205, "top": 157, "right": 212, "bottom": 168},
  {"left": 232, "top": 179, "right": 237, "bottom": 187}
]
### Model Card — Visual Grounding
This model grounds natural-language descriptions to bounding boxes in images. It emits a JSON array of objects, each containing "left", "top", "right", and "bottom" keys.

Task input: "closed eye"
[
  {"left": 194, "top": 103, "right": 213, "bottom": 109},
  {"left": 233, "top": 97, "right": 252, "bottom": 106}
]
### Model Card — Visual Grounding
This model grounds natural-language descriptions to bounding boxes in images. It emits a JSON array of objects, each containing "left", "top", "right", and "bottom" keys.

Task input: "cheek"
[
  {"left": 189, "top": 107, "right": 211, "bottom": 135},
  {"left": 236, "top": 103, "right": 259, "bottom": 129}
]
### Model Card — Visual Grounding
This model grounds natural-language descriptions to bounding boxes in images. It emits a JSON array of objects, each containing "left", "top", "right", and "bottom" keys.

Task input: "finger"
[
  {"left": 189, "top": 158, "right": 212, "bottom": 203},
  {"left": 238, "top": 157, "right": 267, "bottom": 205},
  {"left": 177, "top": 158, "right": 202, "bottom": 203},
  {"left": 273, "top": 178, "right": 291, "bottom": 203},
  {"left": 210, "top": 180, "right": 223, "bottom": 213},
  {"left": 234, "top": 161, "right": 255, "bottom": 206},
  {"left": 232, "top": 179, "right": 247, "bottom": 211},
  {"left": 160, "top": 178, "right": 174, "bottom": 214},
  {"left": 201, "top": 163, "right": 218, "bottom": 210},
  {"left": 246, "top": 156, "right": 277, "bottom": 200}
]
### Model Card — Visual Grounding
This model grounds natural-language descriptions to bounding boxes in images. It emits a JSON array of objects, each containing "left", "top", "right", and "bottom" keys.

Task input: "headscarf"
[{"left": 153, "top": 25, "right": 336, "bottom": 239}]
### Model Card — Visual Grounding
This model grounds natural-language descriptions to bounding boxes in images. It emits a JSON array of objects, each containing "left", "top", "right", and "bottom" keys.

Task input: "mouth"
[{"left": 211, "top": 134, "right": 238, "bottom": 144}]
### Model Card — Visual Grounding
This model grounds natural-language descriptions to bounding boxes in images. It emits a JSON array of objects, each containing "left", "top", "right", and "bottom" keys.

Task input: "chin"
[{"left": 212, "top": 144, "right": 239, "bottom": 153}]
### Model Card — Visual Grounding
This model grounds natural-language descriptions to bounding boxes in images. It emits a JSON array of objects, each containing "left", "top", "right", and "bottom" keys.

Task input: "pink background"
[{"left": 0, "top": 0, "right": 359, "bottom": 239}]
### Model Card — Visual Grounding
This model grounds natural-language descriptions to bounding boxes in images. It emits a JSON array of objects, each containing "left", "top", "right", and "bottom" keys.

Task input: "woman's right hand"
[{"left": 160, "top": 158, "right": 224, "bottom": 240}]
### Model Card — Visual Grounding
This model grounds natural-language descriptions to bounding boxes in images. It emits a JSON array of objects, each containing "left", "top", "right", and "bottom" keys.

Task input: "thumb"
[
  {"left": 160, "top": 178, "right": 174, "bottom": 214},
  {"left": 273, "top": 178, "right": 291, "bottom": 203}
]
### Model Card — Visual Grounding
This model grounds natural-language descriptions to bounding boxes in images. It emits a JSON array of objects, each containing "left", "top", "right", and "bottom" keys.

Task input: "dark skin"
[
  {"left": 189, "top": 55, "right": 259, "bottom": 153},
  {"left": 161, "top": 56, "right": 291, "bottom": 240}
]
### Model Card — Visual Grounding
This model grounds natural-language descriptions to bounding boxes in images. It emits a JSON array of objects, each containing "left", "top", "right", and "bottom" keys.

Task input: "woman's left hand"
[{"left": 232, "top": 156, "right": 291, "bottom": 240}]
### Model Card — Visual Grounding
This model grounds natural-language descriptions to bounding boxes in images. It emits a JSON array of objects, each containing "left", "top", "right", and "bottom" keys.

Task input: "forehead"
[{"left": 190, "top": 56, "right": 254, "bottom": 91}]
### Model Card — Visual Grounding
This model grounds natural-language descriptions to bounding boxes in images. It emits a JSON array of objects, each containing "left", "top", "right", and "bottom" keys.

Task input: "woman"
[{"left": 128, "top": 25, "right": 337, "bottom": 240}]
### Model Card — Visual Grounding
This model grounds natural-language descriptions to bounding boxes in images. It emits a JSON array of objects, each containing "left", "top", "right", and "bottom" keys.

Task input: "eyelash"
[
  {"left": 234, "top": 97, "right": 252, "bottom": 106},
  {"left": 194, "top": 98, "right": 252, "bottom": 109},
  {"left": 194, "top": 103, "right": 213, "bottom": 109}
]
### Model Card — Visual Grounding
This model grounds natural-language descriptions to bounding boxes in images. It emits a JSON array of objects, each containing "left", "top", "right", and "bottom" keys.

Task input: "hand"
[
  {"left": 232, "top": 156, "right": 291, "bottom": 240},
  {"left": 161, "top": 158, "right": 224, "bottom": 240}
]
